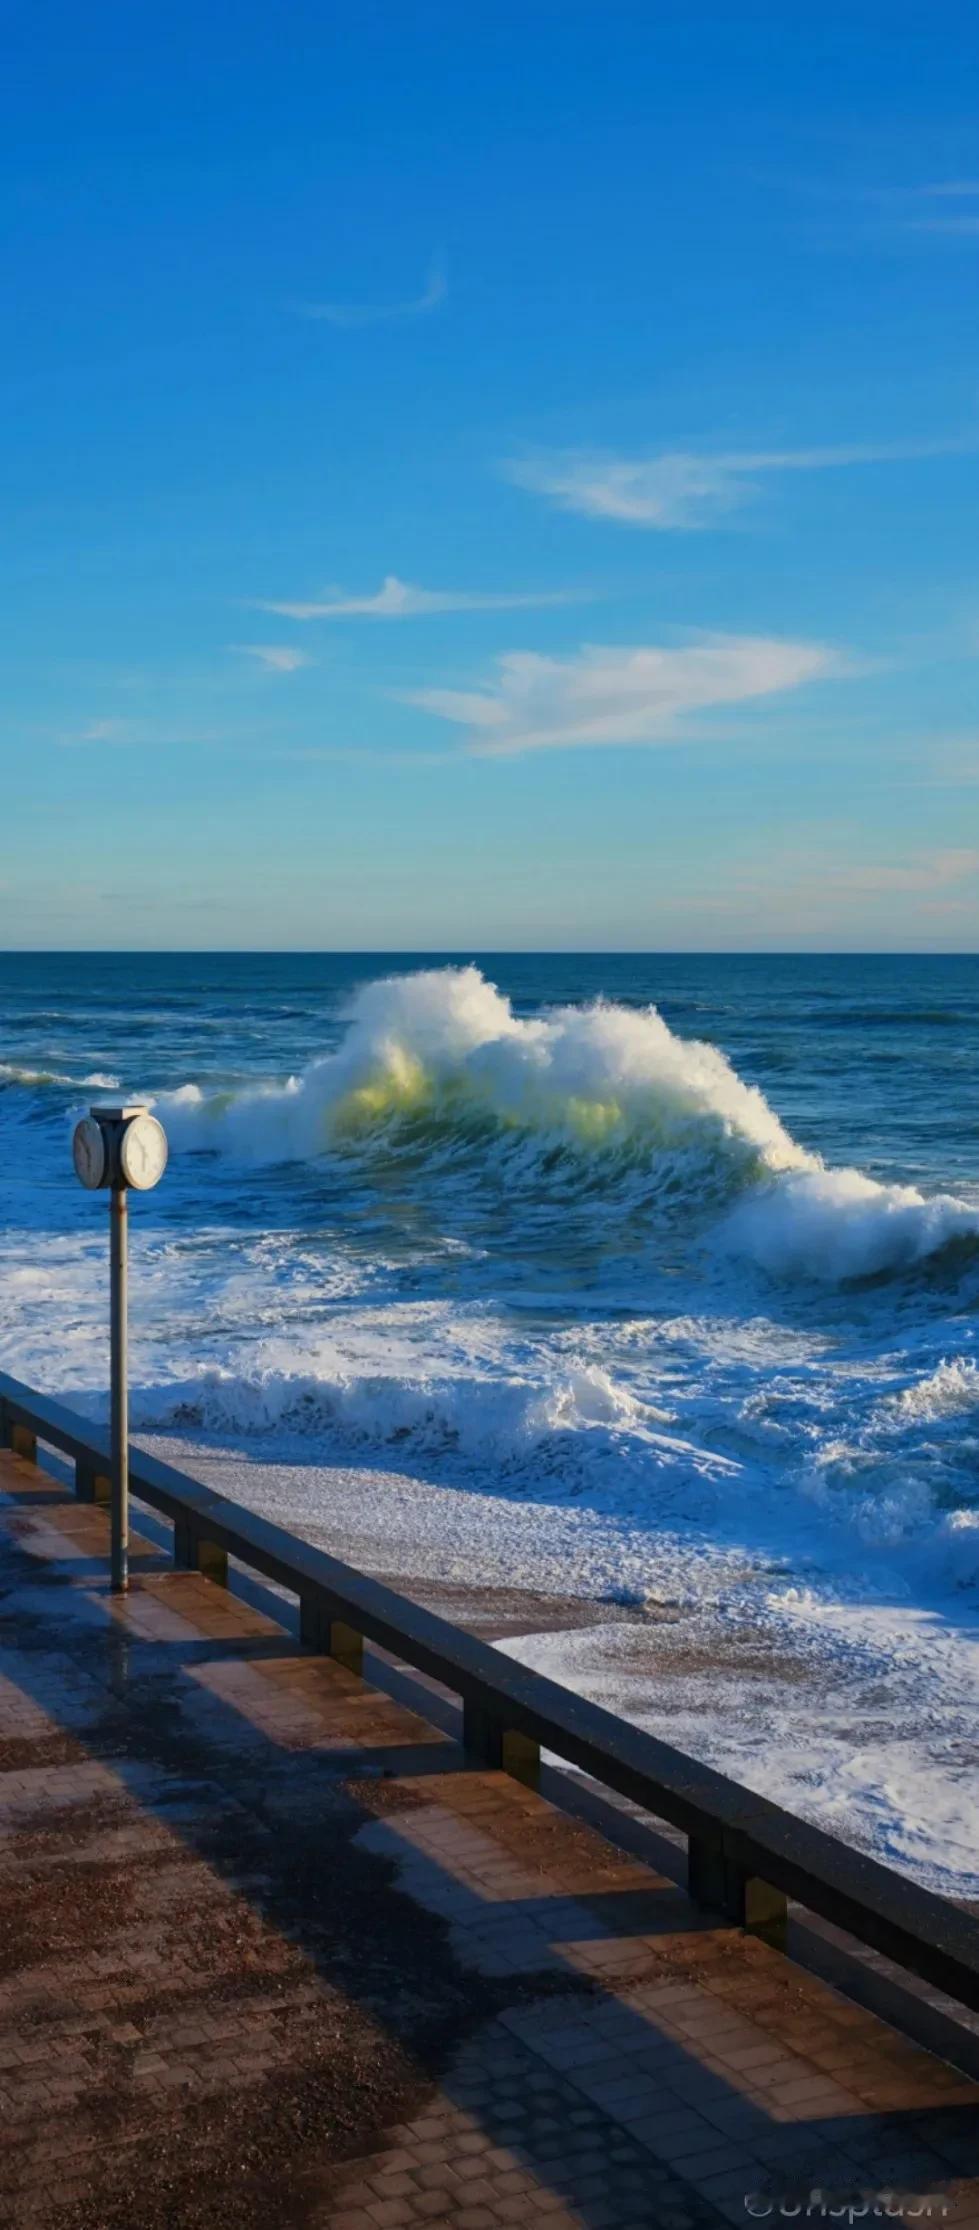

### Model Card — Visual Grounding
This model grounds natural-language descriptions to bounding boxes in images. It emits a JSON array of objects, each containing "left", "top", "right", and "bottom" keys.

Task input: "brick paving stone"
[{"left": 0, "top": 1447, "right": 978, "bottom": 2230}]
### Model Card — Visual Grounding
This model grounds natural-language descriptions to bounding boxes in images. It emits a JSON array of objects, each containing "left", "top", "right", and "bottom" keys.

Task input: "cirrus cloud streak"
[
  {"left": 507, "top": 437, "right": 967, "bottom": 530},
  {"left": 255, "top": 574, "right": 584, "bottom": 621},
  {"left": 231, "top": 644, "right": 311, "bottom": 672},
  {"left": 292, "top": 264, "right": 446, "bottom": 328},
  {"left": 405, "top": 633, "right": 841, "bottom": 756}
]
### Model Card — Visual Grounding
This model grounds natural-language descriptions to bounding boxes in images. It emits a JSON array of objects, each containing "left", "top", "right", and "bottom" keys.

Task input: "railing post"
[
  {"left": 463, "top": 1700, "right": 502, "bottom": 1765},
  {"left": 75, "top": 1458, "right": 110, "bottom": 1504},
  {"left": 501, "top": 1727, "right": 539, "bottom": 1786},
  {"left": 299, "top": 1596, "right": 329, "bottom": 1652},
  {"left": 172, "top": 1519, "right": 228, "bottom": 1586},
  {"left": 172, "top": 1517, "right": 196, "bottom": 1569},
  {"left": 463, "top": 1701, "right": 540, "bottom": 1786},
  {"left": 327, "top": 1619, "right": 363, "bottom": 1674},
  {"left": 0, "top": 1405, "right": 37, "bottom": 1463},
  {"left": 299, "top": 1596, "right": 363, "bottom": 1674},
  {"left": 196, "top": 1536, "right": 228, "bottom": 1585},
  {"left": 688, "top": 1830, "right": 787, "bottom": 1944}
]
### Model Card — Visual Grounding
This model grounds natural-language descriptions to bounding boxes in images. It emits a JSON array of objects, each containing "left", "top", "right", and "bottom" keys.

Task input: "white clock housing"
[
  {"left": 118, "top": 1112, "right": 168, "bottom": 1191},
  {"left": 72, "top": 1116, "right": 107, "bottom": 1191}
]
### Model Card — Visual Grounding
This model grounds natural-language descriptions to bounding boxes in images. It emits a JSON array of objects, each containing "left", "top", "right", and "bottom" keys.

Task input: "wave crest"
[
  {"left": 156, "top": 966, "right": 979, "bottom": 1286},
  {"left": 160, "top": 964, "right": 805, "bottom": 1176}
]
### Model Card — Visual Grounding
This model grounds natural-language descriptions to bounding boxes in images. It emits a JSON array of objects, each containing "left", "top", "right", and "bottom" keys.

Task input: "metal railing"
[{"left": 2, "top": 1366, "right": 978, "bottom": 2015}]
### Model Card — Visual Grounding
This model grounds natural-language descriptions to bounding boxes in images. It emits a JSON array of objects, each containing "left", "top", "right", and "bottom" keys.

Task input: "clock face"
[
  {"left": 119, "top": 1112, "right": 168, "bottom": 1191},
  {"left": 72, "top": 1117, "right": 107, "bottom": 1191}
]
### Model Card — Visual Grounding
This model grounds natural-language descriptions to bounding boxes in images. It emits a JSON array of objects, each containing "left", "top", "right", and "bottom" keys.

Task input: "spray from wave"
[{"left": 156, "top": 967, "right": 979, "bottom": 1285}]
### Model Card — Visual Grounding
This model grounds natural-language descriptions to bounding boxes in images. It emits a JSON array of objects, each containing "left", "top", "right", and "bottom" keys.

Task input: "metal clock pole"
[
  {"left": 72, "top": 1103, "right": 169, "bottom": 1596},
  {"left": 109, "top": 1177, "right": 129, "bottom": 1593}
]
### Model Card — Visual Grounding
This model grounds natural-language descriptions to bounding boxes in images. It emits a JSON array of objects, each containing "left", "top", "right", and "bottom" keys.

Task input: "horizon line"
[{"left": 1, "top": 946, "right": 977, "bottom": 960}]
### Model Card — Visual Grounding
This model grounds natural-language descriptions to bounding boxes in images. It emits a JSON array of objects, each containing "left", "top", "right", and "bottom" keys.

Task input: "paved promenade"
[{"left": 0, "top": 1445, "right": 977, "bottom": 2230}]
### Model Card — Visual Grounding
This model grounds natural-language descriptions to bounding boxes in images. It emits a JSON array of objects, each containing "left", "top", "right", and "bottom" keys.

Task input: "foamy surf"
[{"left": 717, "top": 1165, "right": 979, "bottom": 1281}]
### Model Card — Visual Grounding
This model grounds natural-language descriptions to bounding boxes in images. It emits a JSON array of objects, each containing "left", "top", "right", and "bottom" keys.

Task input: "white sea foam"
[
  {"left": 718, "top": 1166, "right": 979, "bottom": 1282},
  {"left": 496, "top": 1616, "right": 979, "bottom": 1894},
  {"left": 128, "top": 1351, "right": 725, "bottom": 1502},
  {"left": 885, "top": 1355, "right": 979, "bottom": 1419}
]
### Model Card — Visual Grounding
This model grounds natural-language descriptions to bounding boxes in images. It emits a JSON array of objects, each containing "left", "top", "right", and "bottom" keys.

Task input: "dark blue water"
[{"left": 2, "top": 950, "right": 979, "bottom": 1887}]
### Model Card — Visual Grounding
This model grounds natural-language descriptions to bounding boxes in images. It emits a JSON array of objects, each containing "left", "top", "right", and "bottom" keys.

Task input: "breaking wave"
[
  {"left": 129, "top": 1354, "right": 693, "bottom": 1485},
  {"left": 0, "top": 1063, "right": 120, "bottom": 1092},
  {"left": 154, "top": 966, "right": 979, "bottom": 1286},
  {"left": 159, "top": 964, "right": 801, "bottom": 1171},
  {"left": 147, "top": 963, "right": 979, "bottom": 1293}
]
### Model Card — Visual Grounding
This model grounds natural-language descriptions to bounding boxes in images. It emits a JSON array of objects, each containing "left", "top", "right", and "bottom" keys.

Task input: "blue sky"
[{"left": 3, "top": 0, "right": 978, "bottom": 949}]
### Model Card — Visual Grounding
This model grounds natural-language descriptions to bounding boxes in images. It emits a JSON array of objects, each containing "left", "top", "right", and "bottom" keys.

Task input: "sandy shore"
[{"left": 139, "top": 1426, "right": 818, "bottom": 1650}]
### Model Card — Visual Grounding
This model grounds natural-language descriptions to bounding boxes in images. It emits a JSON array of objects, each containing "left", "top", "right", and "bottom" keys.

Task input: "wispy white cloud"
[
  {"left": 906, "top": 215, "right": 979, "bottom": 237},
  {"left": 255, "top": 574, "right": 584, "bottom": 621},
  {"left": 57, "top": 717, "right": 222, "bottom": 750},
  {"left": 292, "top": 263, "right": 446, "bottom": 329},
  {"left": 405, "top": 633, "right": 840, "bottom": 756},
  {"left": 905, "top": 181, "right": 979, "bottom": 199},
  {"left": 507, "top": 438, "right": 966, "bottom": 530},
  {"left": 878, "top": 179, "right": 979, "bottom": 235},
  {"left": 231, "top": 644, "right": 311, "bottom": 673},
  {"left": 820, "top": 848, "right": 979, "bottom": 895},
  {"left": 62, "top": 719, "right": 130, "bottom": 746},
  {"left": 790, "top": 174, "right": 979, "bottom": 245},
  {"left": 745, "top": 168, "right": 979, "bottom": 264},
  {"left": 929, "top": 737, "right": 979, "bottom": 787},
  {"left": 695, "top": 845, "right": 979, "bottom": 926}
]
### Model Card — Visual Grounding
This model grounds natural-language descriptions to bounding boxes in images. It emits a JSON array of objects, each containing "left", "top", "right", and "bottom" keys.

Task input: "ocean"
[{"left": 1, "top": 950, "right": 978, "bottom": 1891}]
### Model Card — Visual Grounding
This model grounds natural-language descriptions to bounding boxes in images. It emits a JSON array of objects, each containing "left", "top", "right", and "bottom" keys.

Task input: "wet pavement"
[{"left": 0, "top": 1445, "right": 977, "bottom": 2229}]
